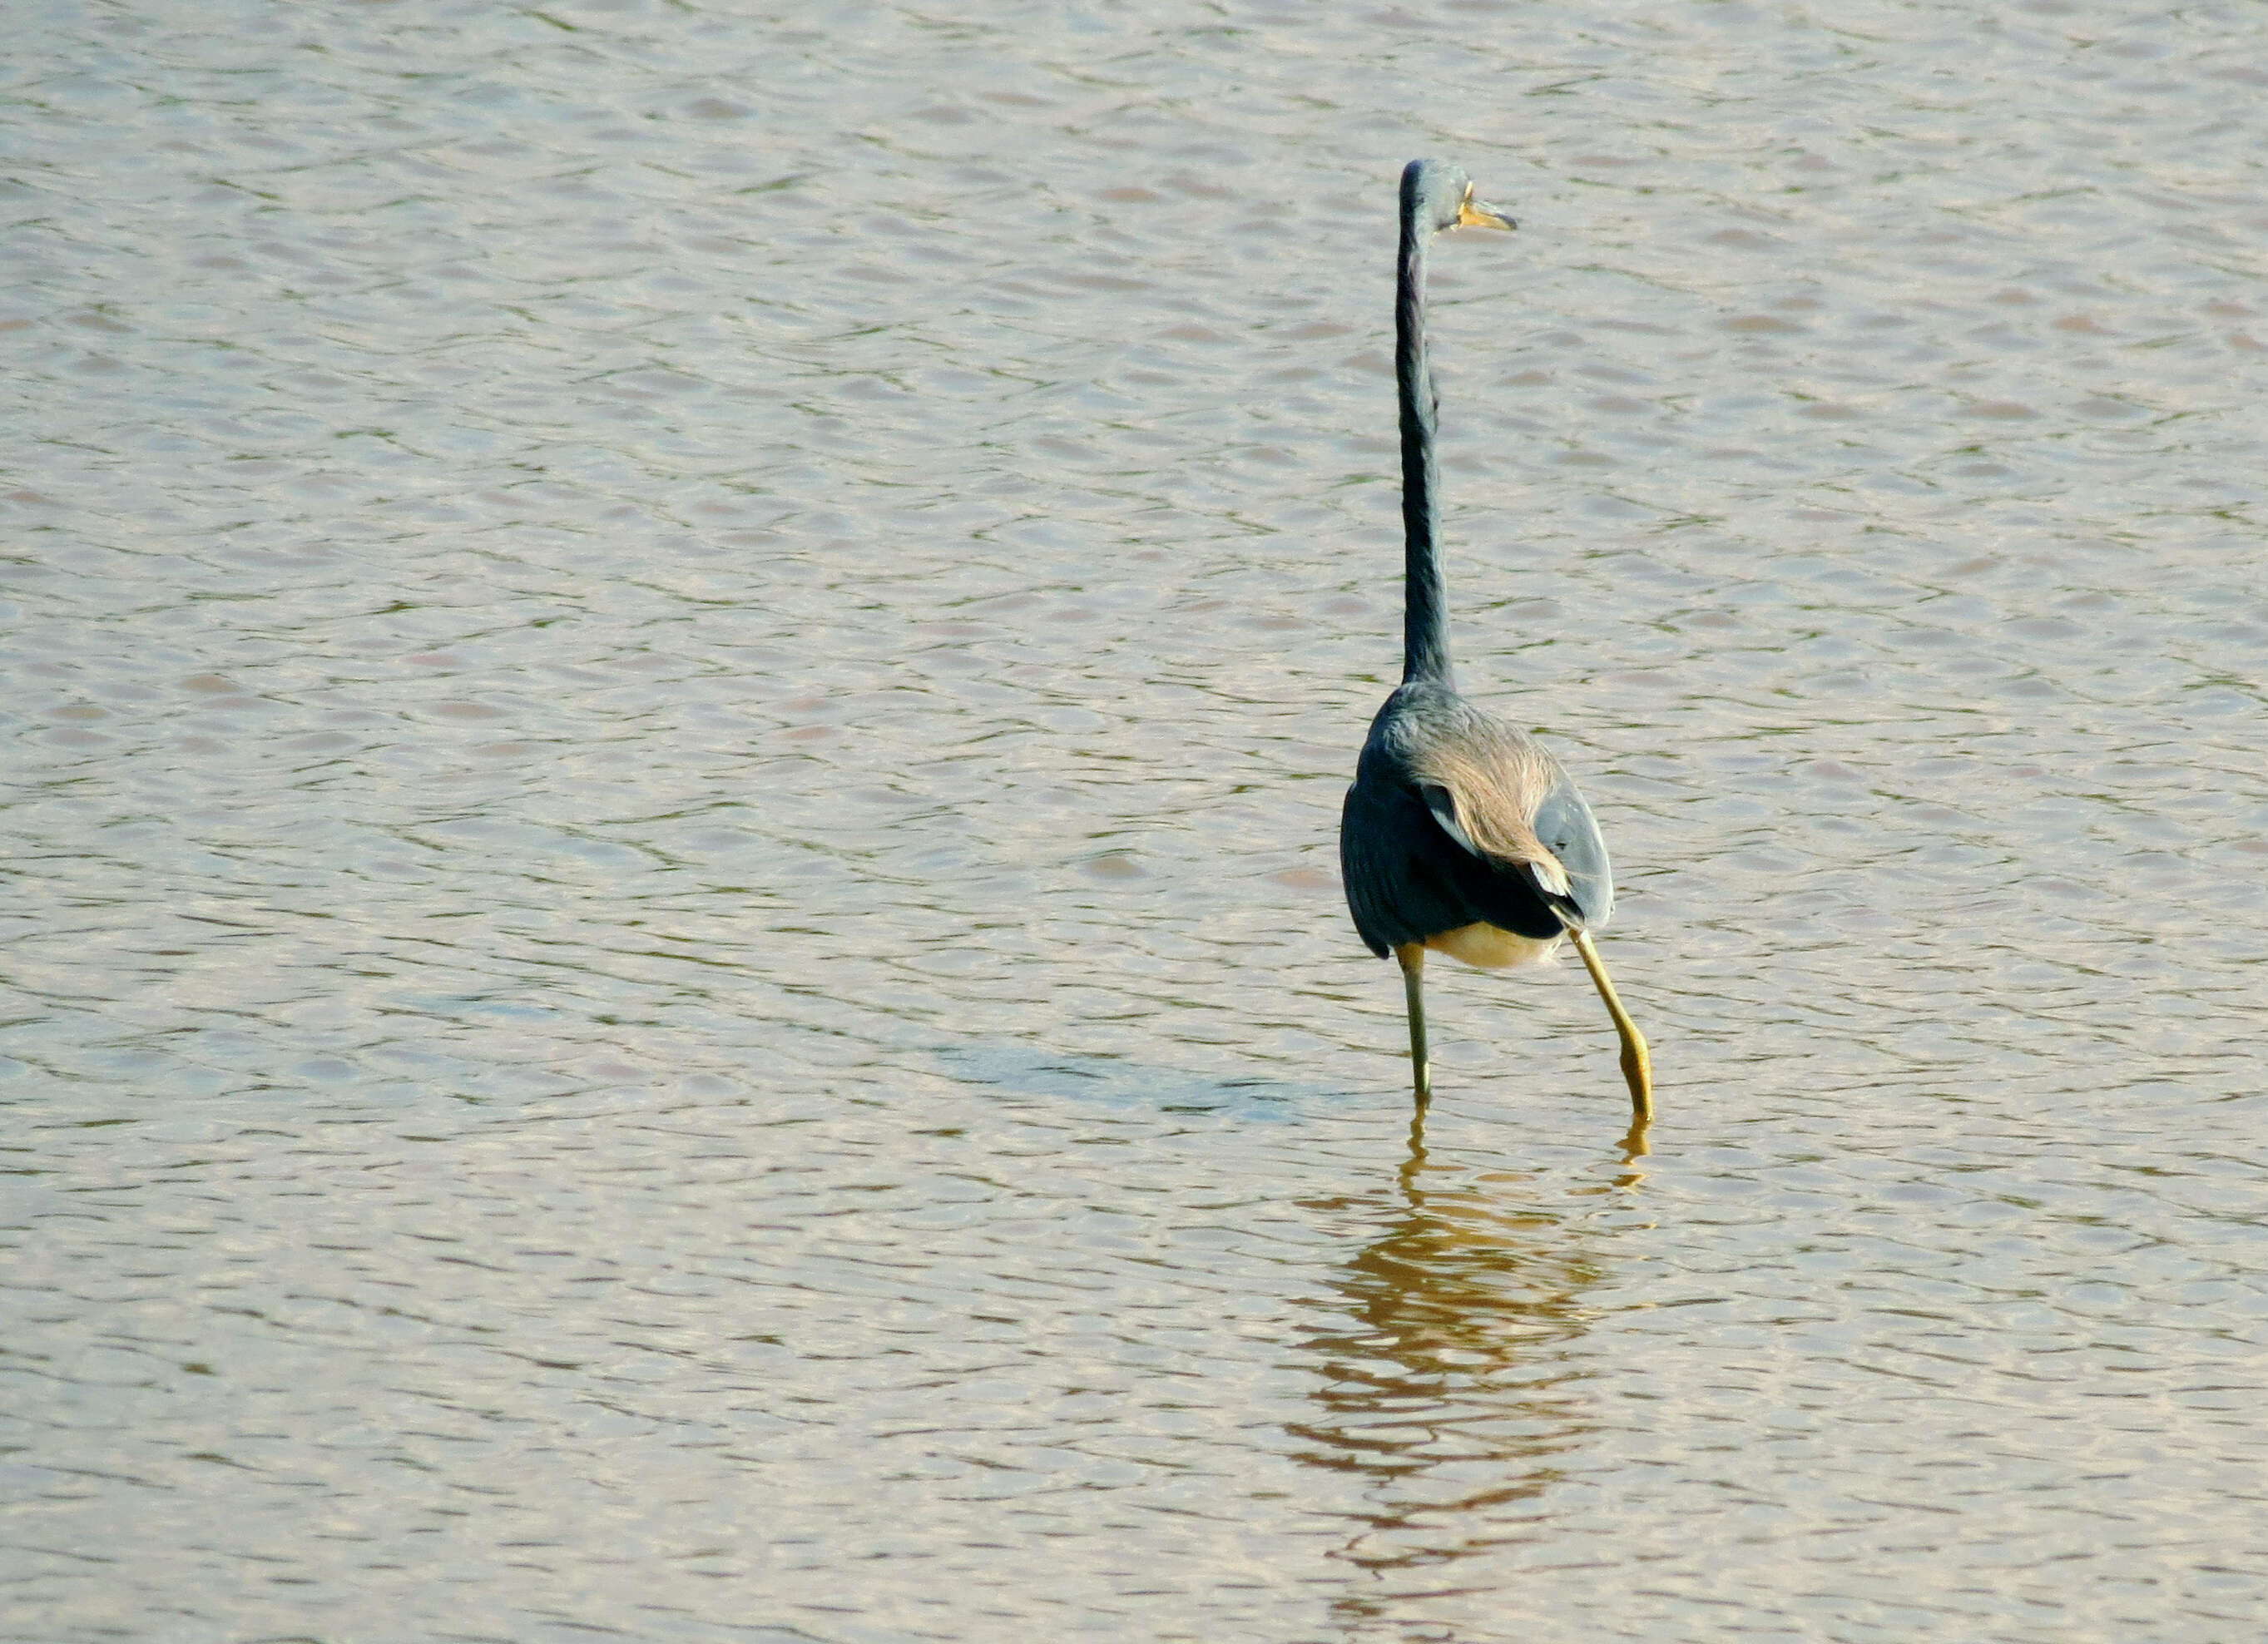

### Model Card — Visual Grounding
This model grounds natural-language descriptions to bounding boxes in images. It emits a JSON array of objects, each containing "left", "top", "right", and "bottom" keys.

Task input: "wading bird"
[{"left": 1339, "top": 159, "right": 1653, "bottom": 1122}]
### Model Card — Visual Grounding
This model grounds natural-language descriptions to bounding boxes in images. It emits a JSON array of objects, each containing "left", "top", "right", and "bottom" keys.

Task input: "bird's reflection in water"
[{"left": 1290, "top": 1113, "right": 1647, "bottom": 1620}]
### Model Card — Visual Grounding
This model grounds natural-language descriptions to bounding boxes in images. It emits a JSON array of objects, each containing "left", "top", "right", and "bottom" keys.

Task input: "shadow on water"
[
  {"left": 1290, "top": 1112, "right": 1648, "bottom": 1627},
  {"left": 928, "top": 1041, "right": 1322, "bottom": 1122}
]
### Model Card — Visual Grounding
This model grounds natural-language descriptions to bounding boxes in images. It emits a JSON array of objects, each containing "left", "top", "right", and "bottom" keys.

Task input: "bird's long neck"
[{"left": 1396, "top": 199, "right": 1452, "bottom": 687}]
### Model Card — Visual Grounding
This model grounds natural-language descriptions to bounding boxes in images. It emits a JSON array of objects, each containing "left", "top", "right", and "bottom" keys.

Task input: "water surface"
[{"left": 5, "top": 2, "right": 2266, "bottom": 1640}]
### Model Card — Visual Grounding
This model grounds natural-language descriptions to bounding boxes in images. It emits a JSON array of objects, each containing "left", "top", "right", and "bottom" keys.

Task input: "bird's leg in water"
[
  {"left": 1394, "top": 943, "right": 1431, "bottom": 1111},
  {"left": 1568, "top": 930, "right": 1653, "bottom": 1122}
]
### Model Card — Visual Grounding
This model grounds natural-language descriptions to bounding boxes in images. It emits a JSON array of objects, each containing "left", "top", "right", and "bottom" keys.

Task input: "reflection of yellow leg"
[
  {"left": 1569, "top": 930, "right": 1653, "bottom": 1123},
  {"left": 1394, "top": 943, "right": 1431, "bottom": 1112},
  {"left": 1401, "top": 1095, "right": 1429, "bottom": 1195},
  {"left": 1618, "top": 1118, "right": 1651, "bottom": 1164}
]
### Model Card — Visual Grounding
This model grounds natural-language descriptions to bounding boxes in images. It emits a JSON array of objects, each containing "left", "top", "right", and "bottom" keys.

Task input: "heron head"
[{"left": 1402, "top": 158, "right": 1517, "bottom": 235}]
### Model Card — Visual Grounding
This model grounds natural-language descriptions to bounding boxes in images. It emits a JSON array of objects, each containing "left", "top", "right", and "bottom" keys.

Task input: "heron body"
[{"left": 1338, "top": 159, "right": 1653, "bottom": 1120}]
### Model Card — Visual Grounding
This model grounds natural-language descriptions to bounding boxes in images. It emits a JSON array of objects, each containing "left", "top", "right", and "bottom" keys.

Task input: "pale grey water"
[{"left": 4, "top": 2, "right": 2266, "bottom": 1640}]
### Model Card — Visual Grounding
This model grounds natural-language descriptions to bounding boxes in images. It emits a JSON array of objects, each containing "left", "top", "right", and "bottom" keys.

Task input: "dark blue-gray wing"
[
  {"left": 1340, "top": 775, "right": 1566, "bottom": 957},
  {"left": 1341, "top": 778, "right": 1452, "bottom": 957}
]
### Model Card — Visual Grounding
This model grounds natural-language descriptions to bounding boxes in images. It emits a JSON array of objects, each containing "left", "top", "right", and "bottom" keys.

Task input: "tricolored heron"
[{"left": 1338, "top": 158, "right": 1653, "bottom": 1122}]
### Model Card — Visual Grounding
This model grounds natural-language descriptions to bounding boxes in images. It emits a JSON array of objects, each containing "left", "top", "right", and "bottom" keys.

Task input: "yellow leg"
[
  {"left": 1569, "top": 930, "right": 1652, "bottom": 1122},
  {"left": 1394, "top": 943, "right": 1431, "bottom": 1112}
]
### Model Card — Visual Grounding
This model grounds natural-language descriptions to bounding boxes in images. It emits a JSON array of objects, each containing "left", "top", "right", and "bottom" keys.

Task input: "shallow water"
[{"left": 5, "top": 2, "right": 2266, "bottom": 1640}]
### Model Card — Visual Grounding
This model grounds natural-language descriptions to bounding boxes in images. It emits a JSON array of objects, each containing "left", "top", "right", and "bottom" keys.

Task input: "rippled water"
[{"left": 7, "top": 2, "right": 2266, "bottom": 1639}]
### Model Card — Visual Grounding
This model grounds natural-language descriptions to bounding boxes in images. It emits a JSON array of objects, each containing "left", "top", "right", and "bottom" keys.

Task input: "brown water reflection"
[{"left": 1295, "top": 1119, "right": 1648, "bottom": 1617}]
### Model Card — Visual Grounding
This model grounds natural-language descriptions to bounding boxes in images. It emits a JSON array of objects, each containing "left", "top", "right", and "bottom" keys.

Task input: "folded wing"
[{"left": 1340, "top": 770, "right": 1569, "bottom": 957}]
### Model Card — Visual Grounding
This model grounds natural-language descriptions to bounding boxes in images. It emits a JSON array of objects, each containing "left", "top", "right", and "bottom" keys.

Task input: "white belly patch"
[{"left": 1425, "top": 922, "right": 1565, "bottom": 970}]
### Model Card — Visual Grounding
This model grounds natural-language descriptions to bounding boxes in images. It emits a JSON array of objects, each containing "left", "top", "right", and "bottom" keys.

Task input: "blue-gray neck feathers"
[{"left": 1397, "top": 160, "right": 1453, "bottom": 687}]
